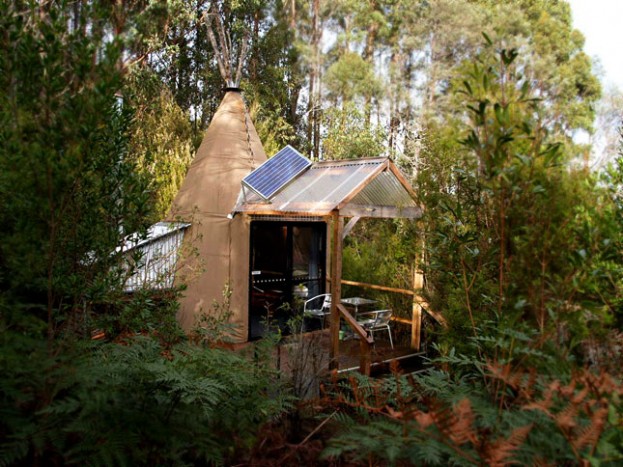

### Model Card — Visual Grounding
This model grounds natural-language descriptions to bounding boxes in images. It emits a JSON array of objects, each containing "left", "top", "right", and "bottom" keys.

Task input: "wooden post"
[
  {"left": 411, "top": 265, "right": 424, "bottom": 350},
  {"left": 329, "top": 211, "right": 343, "bottom": 370},
  {"left": 359, "top": 339, "right": 371, "bottom": 375},
  {"left": 337, "top": 303, "right": 373, "bottom": 375}
]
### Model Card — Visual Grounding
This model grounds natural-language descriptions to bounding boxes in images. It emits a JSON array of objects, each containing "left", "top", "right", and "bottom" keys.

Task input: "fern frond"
[{"left": 483, "top": 424, "right": 533, "bottom": 466}]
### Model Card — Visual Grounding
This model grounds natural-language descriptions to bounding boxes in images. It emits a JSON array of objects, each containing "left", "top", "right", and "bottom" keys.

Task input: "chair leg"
[
  {"left": 387, "top": 325, "right": 394, "bottom": 349},
  {"left": 369, "top": 327, "right": 394, "bottom": 349}
]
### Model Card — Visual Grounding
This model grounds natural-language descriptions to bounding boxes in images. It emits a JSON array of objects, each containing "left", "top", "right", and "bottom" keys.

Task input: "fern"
[
  {"left": 319, "top": 352, "right": 623, "bottom": 466},
  {"left": 0, "top": 332, "right": 291, "bottom": 465}
]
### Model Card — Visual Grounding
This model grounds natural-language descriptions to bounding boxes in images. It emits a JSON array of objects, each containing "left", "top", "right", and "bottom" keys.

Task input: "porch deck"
[{"left": 276, "top": 328, "right": 425, "bottom": 378}]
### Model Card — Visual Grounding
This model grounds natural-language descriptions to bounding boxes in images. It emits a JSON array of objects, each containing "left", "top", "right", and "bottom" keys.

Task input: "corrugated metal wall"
[{"left": 124, "top": 230, "right": 186, "bottom": 292}]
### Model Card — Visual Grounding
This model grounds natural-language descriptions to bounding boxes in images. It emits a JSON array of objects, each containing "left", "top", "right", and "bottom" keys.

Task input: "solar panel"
[{"left": 242, "top": 145, "right": 312, "bottom": 200}]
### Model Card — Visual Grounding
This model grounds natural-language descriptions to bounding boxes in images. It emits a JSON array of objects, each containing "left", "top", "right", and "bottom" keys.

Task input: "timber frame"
[
  {"left": 234, "top": 155, "right": 445, "bottom": 374},
  {"left": 326, "top": 212, "right": 447, "bottom": 375}
]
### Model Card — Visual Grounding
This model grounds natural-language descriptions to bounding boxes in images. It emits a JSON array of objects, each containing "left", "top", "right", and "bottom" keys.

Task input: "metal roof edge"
[
  {"left": 119, "top": 221, "right": 191, "bottom": 253},
  {"left": 312, "top": 156, "right": 388, "bottom": 168}
]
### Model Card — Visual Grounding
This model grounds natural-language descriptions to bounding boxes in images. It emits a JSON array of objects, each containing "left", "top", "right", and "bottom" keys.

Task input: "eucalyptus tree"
[{"left": 591, "top": 86, "right": 623, "bottom": 168}]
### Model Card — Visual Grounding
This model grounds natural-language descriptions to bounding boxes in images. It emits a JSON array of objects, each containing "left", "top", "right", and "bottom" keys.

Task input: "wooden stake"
[
  {"left": 411, "top": 265, "right": 424, "bottom": 350},
  {"left": 329, "top": 211, "right": 343, "bottom": 370}
]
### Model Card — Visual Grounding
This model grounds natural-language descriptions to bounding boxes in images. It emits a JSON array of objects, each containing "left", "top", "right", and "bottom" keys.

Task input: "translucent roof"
[{"left": 233, "top": 157, "right": 422, "bottom": 219}]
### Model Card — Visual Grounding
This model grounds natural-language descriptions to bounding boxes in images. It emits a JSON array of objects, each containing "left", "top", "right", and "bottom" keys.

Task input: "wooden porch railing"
[
  {"left": 329, "top": 278, "right": 447, "bottom": 350},
  {"left": 336, "top": 303, "right": 374, "bottom": 375}
]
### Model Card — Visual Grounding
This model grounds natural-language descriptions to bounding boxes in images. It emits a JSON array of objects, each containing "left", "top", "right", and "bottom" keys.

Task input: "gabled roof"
[{"left": 233, "top": 156, "right": 422, "bottom": 219}]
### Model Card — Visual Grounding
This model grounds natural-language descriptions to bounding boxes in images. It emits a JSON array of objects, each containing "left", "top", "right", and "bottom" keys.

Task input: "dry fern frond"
[
  {"left": 414, "top": 410, "right": 434, "bottom": 429},
  {"left": 431, "top": 398, "right": 478, "bottom": 445},
  {"left": 487, "top": 360, "right": 523, "bottom": 390},
  {"left": 483, "top": 424, "right": 533, "bottom": 467},
  {"left": 554, "top": 403, "right": 579, "bottom": 432},
  {"left": 572, "top": 406, "right": 609, "bottom": 453}
]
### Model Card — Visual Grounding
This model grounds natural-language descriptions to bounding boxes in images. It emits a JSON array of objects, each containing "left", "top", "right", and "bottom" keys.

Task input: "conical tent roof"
[{"left": 169, "top": 90, "right": 267, "bottom": 336}]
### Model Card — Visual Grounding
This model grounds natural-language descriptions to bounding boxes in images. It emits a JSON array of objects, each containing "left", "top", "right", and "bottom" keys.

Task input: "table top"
[{"left": 341, "top": 297, "right": 377, "bottom": 306}]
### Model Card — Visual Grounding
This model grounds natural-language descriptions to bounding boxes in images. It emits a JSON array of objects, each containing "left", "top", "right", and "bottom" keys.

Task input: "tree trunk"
[
  {"left": 363, "top": 2, "right": 379, "bottom": 128},
  {"left": 308, "top": 0, "right": 322, "bottom": 160}
]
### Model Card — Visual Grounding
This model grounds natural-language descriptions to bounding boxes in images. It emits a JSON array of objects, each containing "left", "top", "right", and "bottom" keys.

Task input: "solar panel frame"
[{"left": 242, "top": 146, "right": 312, "bottom": 200}]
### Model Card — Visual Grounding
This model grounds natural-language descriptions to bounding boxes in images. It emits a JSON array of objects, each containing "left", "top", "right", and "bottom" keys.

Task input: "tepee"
[
  {"left": 167, "top": 89, "right": 266, "bottom": 337},
  {"left": 168, "top": 8, "right": 266, "bottom": 338}
]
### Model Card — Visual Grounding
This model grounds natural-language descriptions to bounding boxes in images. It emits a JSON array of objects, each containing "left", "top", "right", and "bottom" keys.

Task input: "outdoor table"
[
  {"left": 340, "top": 297, "right": 377, "bottom": 315},
  {"left": 339, "top": 297, "right": 377, "bottom": 340}
]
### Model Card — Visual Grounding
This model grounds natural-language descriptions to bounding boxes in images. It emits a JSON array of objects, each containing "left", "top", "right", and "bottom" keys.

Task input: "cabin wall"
[
  {"left": 230, "top": 215, "right": 251, "bottom": 340},
  {"left": 166, "top": 90, "right": 266, "bottom": 340}
]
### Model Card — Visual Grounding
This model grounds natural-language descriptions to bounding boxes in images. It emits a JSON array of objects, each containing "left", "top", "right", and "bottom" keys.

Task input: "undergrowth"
[{"left": 0, "top": 323, "right": 291, "bottom": 466}]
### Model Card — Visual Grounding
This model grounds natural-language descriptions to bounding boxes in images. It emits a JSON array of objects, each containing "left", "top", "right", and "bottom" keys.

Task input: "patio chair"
[
  {"left": 356, "top": 309, "right": 394, "bottom": 349},
  {"left": 302, "top": 293, "right": 331, "bottom": 330}
]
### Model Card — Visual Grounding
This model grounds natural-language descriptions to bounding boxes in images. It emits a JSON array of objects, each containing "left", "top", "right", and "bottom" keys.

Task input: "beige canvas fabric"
[{"left": 168, "top": 90, "right": 267, "bottom": 339}]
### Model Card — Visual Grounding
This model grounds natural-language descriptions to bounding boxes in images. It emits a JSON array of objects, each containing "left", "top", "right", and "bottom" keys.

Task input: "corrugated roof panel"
[
  {"left": 273, "top": 160, "right": 383, "bottom": 211},
  {"left": 233, "top": 155, "right": 421, "bottom": 218},
  {"left": 349, "top": 171, "right": 416, "bottom": 208},
  {"left": 236, "top": 158, "right": 386, "bottom": 214}
]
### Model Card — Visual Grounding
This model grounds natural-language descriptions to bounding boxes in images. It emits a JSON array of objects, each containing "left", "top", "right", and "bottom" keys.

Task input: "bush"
[{"left": 0, "top": 328, "right": 291, "bottom": 465}]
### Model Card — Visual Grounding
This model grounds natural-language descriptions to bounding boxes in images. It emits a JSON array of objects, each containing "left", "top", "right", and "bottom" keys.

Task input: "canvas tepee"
[
  {"left": 168, "top": 88, "right": 267, "bottom": 338},
  {"left": 166, "top": 5, "right": 269, "bottom": 339}
]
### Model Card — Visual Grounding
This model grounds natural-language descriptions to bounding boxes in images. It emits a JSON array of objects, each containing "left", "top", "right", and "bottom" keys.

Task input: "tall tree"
[
  {"left": 418, "top": 43, "right": 614, "bottom": 350},
  {"left": 0, "top": 1, "right": 152, "bottom": 342}
]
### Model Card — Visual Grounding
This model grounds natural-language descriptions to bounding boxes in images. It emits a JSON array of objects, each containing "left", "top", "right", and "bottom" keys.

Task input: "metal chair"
[
  {"left": 356, "top": 309, "right": 394, "bottom": 349},
  {"left": 302, "top": 293, "right": 331, "bottom": 330}
]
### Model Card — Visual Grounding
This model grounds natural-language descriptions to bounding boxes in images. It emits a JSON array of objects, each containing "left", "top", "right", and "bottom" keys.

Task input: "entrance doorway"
[{"left": 248, "top": 221, "right": 326, "bottom": 340}]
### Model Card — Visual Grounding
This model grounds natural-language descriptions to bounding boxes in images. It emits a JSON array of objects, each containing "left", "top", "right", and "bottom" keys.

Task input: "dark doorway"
[{"left": 249, "top": 221, "right": 326, "bottom": 340}]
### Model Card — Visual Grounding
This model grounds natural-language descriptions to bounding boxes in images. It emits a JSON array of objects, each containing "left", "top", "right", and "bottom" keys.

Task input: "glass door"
[{"left": 249, "top": 221, "right": 326, "bottom": 340}]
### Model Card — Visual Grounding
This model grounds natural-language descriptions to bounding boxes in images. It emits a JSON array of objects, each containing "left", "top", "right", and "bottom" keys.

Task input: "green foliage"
[
  {"left": 0, "top": 327, "right": 290, "bottom": 465},
  {"left": 0, "top": 1, "right": 153, "bottom": 340},
  {"left": 320, "top": 339, "right": 623, "bottom": 465},
  {"left": 342, "top": 218, "right": 417, "bottom": 319},
  {"left": 324, "top": 52, "right": 382, "bottom": 105},
  {"left": 94, "top": 289, "right": 185, "bottom": 347},
  {"left": 322, "top": 103, "right": 387, "bottom": 160},
  {"left": 285, "top": 42, "right": 623, "bottom": 467},
  {"left": 418, "top": 43, "right": 618, "bottom": 357},
  {"left": 191, "top": 285, "right": 242, "bottom": 345},
  {"left": 247, "top": 99, "right": 297, "bottom": 157},
  {"left": 0, "top": 1, "right": 617, "bottom": 465},
  {"left": 125, "top": 69, "right": 195, "bottom": 219},
  {"left": 0, "top": 7, "right": 293, "bottom": 463}
]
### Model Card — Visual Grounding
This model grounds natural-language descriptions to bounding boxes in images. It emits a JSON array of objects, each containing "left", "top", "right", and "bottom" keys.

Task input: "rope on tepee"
[{"left": 243, "top": 102, "right": 257, "bottom": 168}]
